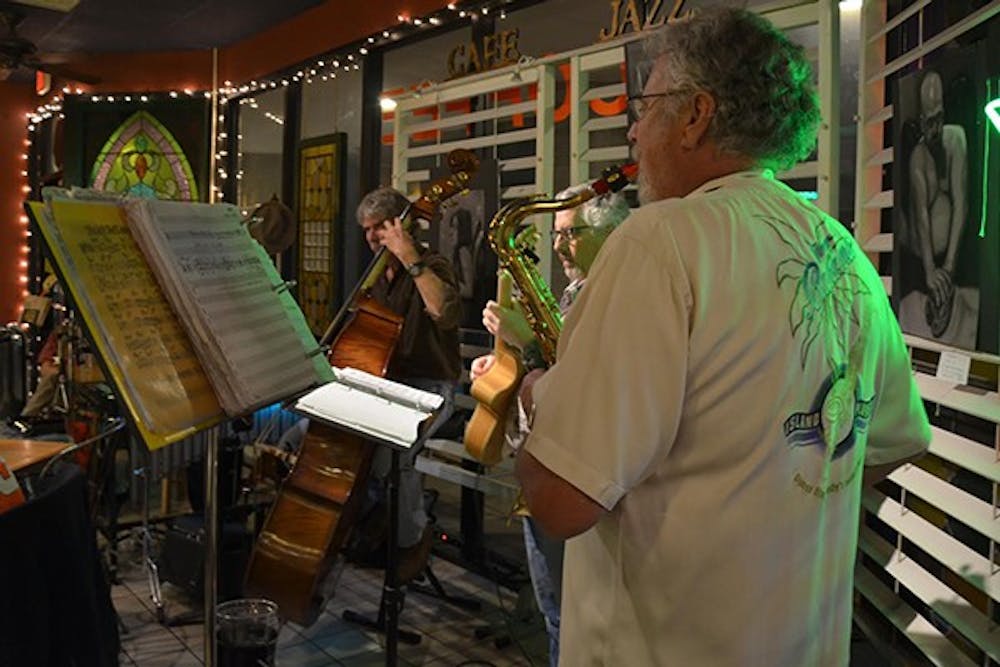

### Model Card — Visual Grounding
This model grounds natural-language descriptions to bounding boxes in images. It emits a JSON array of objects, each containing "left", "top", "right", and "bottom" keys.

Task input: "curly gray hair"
[
  {"left": 556, "top": 184, "right": 631, "bottom": 233},
  {"left": 644, "top": 6, "right": 820, "bottom": 172},
  {"left": 356, "top": 187, "right": 409, "bottom": 224}
]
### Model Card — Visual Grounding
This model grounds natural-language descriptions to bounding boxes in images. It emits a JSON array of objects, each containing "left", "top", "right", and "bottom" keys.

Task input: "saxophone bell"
[{"left": 485, "top": 161, "right": 637, "bottom": 367}]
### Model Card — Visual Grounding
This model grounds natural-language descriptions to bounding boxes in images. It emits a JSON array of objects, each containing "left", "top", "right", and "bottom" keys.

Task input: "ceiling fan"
[{"left": 0, "top": 3, "right": 98, "bottom": 84}]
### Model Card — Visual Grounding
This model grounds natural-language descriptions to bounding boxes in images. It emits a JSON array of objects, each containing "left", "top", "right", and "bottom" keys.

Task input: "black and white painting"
[
  {"left": 430, "top": 159, "right": 498, "bottom": 329},
  {"left": 892, "top": 44, "right": 992, "bottom": 352}
]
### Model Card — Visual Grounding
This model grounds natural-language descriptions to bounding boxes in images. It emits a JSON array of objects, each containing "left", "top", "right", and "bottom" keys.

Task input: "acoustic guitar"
[{"left": 464, "top": 270, "right": 525, "bottom": 465}]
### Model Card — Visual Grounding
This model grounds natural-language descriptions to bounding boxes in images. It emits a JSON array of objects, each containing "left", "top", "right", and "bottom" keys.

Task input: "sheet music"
[
  {"left": 124, "top": 199, "right": 333, "bottom": 415},
  {"left": 294, "top": 369, "right": 444, "bottom": 448},
  {"left": 30, "top": 198, "right": 223, "bottom": 448}
]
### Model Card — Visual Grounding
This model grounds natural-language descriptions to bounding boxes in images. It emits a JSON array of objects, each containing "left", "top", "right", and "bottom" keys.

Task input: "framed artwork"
[
  {"left": 430, "top": 158, "right": 499, "bottom": 330},
  {"left": 297, "top": 133, "right": 346, "bottom": 337},
  {"left": 62, "top": 96, "right": 210, "bottom": 200},
  {"left": 891, "top": 43, "right": 997, "bottom": 353},
  {"left": 89, "top": 111, "right": 199, "bottom": 201}
]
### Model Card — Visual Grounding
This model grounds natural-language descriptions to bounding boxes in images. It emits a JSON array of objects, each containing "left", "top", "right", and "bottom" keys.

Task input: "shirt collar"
[{"left": 685, "top": 169, "right": 775, "bottom": 198}]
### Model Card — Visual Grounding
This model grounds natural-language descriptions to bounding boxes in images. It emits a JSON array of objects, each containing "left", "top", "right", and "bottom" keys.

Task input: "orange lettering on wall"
[
  {"left": 444, "top": 98, "right": 473, "bottom": 138},
  {"left": 382, "top": 56, "right": 629, "bottom": 146},
  {"left": 411, "top": 104, "right": 440, "bottom": 143},
  {"left": 496, "top": 86, "right": 526, "bottom": 127},
  {"left": 589, "top": 62, "right": 628, "bottom": 117},
  {"left": 553, "top": 63, "right": 572, "bottom": 123}
]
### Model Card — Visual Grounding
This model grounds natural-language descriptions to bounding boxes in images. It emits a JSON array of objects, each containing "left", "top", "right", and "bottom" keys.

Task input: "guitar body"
[
  {"left": 464, "top": 271, "right": 524, "bottom": 465},
  {"left": 244, "top": 299, "right": 403, "bottom": 626},
  {"left": 464, "top": 346, "right": 523, "bottom": 465}
]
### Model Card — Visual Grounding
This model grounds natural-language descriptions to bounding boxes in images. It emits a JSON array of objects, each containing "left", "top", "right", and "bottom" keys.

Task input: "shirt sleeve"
[
  {"left": 523, "top": 226, "right": 691, "bottom": 510},
  {"left": 864, "top": 294, "right": 932, "bottom": 466}
]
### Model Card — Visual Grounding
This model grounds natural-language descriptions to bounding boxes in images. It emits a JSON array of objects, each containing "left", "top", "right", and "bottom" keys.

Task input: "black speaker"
[
  {"left": 0, "top": 325, "right": 27, "bottom": 419},
  {"left": 157, "top": 514, "right": 252, "bottom": 600}
]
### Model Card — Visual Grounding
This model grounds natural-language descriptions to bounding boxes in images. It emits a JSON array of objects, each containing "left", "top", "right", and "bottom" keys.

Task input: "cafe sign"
[
  {"left": 598, "top": 0, "right": 689, "bottom": 41},
  {"left": 447, "top": 29, "right": 522, "bottom": 78}
]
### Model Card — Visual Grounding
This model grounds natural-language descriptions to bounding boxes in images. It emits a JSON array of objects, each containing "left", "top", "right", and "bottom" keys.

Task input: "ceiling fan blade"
[{"left": 34, "top": 59, "right": 98, "bottom": 84}]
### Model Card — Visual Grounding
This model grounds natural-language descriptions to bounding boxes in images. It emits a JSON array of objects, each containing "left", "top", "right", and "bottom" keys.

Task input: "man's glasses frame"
[
  {"left": 627, "top": 90, "right": 690, "bottom": 120},
  {"left": 550, "top": 225, "right": 590, "bottom": 242}
]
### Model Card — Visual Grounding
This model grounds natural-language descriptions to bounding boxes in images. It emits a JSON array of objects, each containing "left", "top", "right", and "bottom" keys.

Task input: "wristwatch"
[{"left": 404, "top": 260, "right": 425, "bottom": 277}]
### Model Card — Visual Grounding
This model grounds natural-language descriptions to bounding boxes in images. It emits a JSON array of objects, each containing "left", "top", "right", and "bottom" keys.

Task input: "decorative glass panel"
[{"left": 90, "top": 110, "right": 199, "bottom": 201}]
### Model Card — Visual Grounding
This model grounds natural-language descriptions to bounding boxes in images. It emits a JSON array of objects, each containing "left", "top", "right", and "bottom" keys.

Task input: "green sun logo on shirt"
[{"left": 758, "top": 214, "right": 870, "bottom": 368}]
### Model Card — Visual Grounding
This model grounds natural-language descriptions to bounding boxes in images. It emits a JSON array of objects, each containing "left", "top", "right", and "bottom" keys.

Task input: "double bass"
[{"left": 245, "top": 150, "right": 480, "bottom": 625}]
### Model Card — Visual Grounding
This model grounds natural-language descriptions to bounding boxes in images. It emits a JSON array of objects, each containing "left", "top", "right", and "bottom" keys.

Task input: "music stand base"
[
  {"left": 341, "top": 608, "right": 421, "bottom": 645},
  {"left": 409, "top": 565, "right": 481, "bottom": 612}
]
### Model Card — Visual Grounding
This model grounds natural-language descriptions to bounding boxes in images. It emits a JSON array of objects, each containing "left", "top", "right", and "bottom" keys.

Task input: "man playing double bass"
[
  {"left": 353, "top": 186, "right": 462, "bottom": 580},
  {"left": 278, "top": 186, "right": 461, "bottom": 581}
]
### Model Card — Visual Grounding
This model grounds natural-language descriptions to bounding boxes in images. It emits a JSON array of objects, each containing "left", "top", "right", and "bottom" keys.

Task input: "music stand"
[
  {"left": 288, "top": 374, "right": 445, "bottom": 666},
  {"left": 340, "top": 443, "right": 419, "bottom": 657}
]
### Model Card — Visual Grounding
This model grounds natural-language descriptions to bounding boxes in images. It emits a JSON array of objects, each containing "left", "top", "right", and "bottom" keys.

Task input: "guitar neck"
[{"left": 494, "top": 270, "right": 515, "bottom": 354}]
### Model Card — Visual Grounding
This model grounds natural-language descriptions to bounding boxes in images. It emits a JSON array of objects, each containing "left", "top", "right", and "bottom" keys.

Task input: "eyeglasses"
[
  {"left": 550, "top": 226, "right": 590, "bottom": 242},
  {"left": 627, "top": 91, "right": 688, "bottom": 120}
]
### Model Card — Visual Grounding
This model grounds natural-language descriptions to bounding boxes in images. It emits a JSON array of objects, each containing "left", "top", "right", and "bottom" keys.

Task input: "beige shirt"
[{"left": 524, "top": 171, "right": 931, "bottom": 666}]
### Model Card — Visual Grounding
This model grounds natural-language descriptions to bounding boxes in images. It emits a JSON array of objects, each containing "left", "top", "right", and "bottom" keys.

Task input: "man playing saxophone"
[
  {"left": 513, "top": 8, "right": 930, "bottom": 665},
  {"left": 469, "top": 186, "right": 629, "bottom": 667}
]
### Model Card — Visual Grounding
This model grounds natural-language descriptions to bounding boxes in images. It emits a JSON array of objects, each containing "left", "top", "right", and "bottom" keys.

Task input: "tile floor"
[
  {"left": 113, "top": 548, "right": 549, "bottom": 666},
  {"left": 110, "top": 543, "right": 898, "bottom": 667},
  {"left": 111, "top": 473, "right": 549, "bottom": 667},
  {"left": 107, "top": 475, "right": 897, "bottom": 667}
]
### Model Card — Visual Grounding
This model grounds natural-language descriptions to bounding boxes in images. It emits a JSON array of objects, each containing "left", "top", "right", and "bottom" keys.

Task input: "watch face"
[{"left": 407, "top": 262, "right": 423, "bottom": 277}]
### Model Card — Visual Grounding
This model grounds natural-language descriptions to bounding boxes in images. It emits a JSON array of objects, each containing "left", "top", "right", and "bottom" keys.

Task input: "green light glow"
[
  {"left": 981, "top": 84, "right": 996, "bottom": 239},
  {"left": 986, "top": 97, "right": 1000, "bottom": 134}
]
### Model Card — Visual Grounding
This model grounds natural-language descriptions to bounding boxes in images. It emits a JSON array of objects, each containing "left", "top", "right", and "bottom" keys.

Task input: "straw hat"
[{"left": 246, "top": 194, "right": 296, "bottom": 255}]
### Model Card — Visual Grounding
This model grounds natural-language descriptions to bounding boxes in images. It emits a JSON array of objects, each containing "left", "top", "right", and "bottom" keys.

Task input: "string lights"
[
  {"left": 15, "top": 134, "right": 31, "bottom": 315},
  {"left": 15, "top": 0, "right": 520, "bottom": 232}
]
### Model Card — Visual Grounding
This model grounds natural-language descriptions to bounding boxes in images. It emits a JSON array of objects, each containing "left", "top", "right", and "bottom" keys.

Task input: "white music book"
[
  {"left": 292, "top": 367, "right": 444, "bottom": 449},
  {"left": 122, "top": 197, "right": 333, "bottom": 416}
]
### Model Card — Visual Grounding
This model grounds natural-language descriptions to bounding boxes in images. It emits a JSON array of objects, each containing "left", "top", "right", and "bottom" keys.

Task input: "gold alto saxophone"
[
  {"left": 463, "top": 163, "right": 637, "bottom": 467},
  {"left": 488, "top": 163, "right": 638, "bottom": 365}
]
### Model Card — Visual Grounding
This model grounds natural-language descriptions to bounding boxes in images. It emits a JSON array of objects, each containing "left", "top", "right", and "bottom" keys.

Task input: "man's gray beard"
[{"left": 638, "top": 172, "right": 655, "bottom": 205}]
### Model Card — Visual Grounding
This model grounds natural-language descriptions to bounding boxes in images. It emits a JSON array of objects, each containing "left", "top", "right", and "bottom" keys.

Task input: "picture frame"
[{"left": 297, "top": 133, "right": 347, "bottom": 337}]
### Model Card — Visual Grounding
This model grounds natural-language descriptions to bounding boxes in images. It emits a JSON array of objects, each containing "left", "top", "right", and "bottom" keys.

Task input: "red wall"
[
  {"left": 74, "top": 51, "right": 215, "bottom": 93},
  {"left": 0, "top": 82, "right": 37, "bottom": 324},
  {"left": 53, "top": 0, "right": 454, "bottom": 92}
]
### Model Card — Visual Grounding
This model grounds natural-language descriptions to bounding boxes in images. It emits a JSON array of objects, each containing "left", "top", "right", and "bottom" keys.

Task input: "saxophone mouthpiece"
[{"left": 592, "top": 163, "right": 638, "bottom": 195}]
